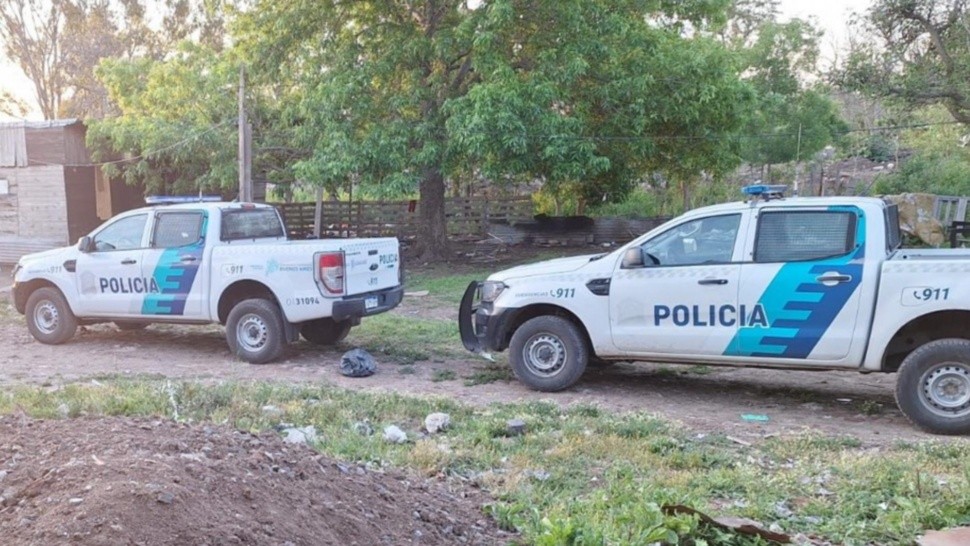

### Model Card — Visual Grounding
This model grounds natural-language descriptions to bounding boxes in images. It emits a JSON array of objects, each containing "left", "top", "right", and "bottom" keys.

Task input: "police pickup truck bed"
[
  {"left": 11, "top": 201, "right": 402, "bottom": 363},
  {"left": 460, "top": 187, "right": 970, "bottom": 434}
]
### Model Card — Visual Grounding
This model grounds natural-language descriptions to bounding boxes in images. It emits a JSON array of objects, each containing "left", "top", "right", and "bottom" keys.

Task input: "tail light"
[{"left": 317, "top": 251, "right": 345, "bottom": 296}]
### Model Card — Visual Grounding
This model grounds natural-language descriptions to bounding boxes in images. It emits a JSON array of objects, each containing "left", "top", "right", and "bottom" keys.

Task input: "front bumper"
[
  {"left": 459, "top": 281, "right": 513, "bottom": 353},
  {"left": 10, "top": 279, "right": 24, "bottom": 314},
  {"left": 332, "top": 285, "right": 404, "bottom": 322}
]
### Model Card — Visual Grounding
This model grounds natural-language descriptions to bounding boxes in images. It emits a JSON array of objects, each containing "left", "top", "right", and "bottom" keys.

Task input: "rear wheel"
[
  {"left": 300, "top": 318, "right": 352, "bottom": 345},
  {"left": 25, "top": 287, "right": 78, "bottom": 345},
  {"left": 895, "top": 338, "right": 970, "bottom": 435},
  {"left": 509, "top": 315, "right": 588, "bottom": 392},
  {"left": 225, "top": 299, "right": 285, "bottom": 364}
]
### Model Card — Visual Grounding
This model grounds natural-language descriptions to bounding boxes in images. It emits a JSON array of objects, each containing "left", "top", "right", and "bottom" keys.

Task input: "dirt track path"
[{"left": 0, "top": 315, "right": 950, "bottom": 447}]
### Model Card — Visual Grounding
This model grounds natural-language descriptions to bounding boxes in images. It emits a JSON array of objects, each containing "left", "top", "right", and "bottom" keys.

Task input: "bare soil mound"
[{"left": 0, "top": 416, "right": 510, "bottom": 545}]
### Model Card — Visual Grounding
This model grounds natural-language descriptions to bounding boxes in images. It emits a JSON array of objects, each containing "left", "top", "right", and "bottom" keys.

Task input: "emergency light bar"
[
  {"left": 145, "top": 195, "right": 223, "bottom": 205},
  {"left": 742, "top": 185, "right": 788, "bottom": 201}
]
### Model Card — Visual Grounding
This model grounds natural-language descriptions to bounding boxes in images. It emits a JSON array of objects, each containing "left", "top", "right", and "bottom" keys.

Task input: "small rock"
[
  {"left": 424, "top": 413, "right": 451, "bottom": 434},
  {"left": 282, "top": 426, "right": 318, "bottom": 445},
  {"left": 0, "top": 470, "right": 8, "bottom": 482},
  {"left": 156, "top": 492, "right": 175, "bottom": 505},
  {"left": 340, "top": 348, "right": 378, "bottom": 378},
  {"left": 68, "top": 498, "right": 84, "bottom": 505},
  {"left": 261, "top": 405, "right": 282, "bottom": 416},
  {"left": 352, "top": 421, "right": 374, "bottom": 436},
  {"left": 530, "top": 469, "right": 550, "bottom": 481},
  {"left": 57, "top": 403, "right": 70, "bottom": 418},
  {"left": 506, "top": 419, "right": 526, "bottom": 436},
  {"left": 383, "top": 425, "right": 408, "bottom": 444}
]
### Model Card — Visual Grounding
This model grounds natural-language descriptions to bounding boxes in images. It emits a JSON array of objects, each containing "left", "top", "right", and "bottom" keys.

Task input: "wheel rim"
[
  {"left": 521, "top": 333, "right": 567, "bottom": 378},
  {"left": 236, "top": 313, "right": 269, "bottom": 353},
  {"left": 33, "top": 300, "right": 60, "bottom": 335},
  {"left": 919, "top": 362, "right": 970, "bottom": 418}
]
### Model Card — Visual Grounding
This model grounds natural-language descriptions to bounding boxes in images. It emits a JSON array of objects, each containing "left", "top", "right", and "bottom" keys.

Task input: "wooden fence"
[
  {"left": 935, "top": 196, "right": 969, "bottom": 225},
  {"left": 274, "top": 197, "right": 534, "bottom": 239}
]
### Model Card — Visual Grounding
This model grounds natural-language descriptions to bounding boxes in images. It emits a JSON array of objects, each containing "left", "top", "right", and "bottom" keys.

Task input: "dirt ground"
[
  {"left": 0, "top": 254, "right": 963, "bottom": 448},
  {"left": 0, "top": 415, "right": 509, "bottom": 545},
  {"left": 0, "top": 309, "right": 936, "bottom": 448}
]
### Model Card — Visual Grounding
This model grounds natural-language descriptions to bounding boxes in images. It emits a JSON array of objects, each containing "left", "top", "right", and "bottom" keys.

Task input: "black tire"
[
  {"left": 300, "top": 318, "right": 352, "bottom": 345},
  {"left": 509, "top": 315, "right": 588, "bottom": 392},
  {"left": 115, "top": 321, "right": 150, "bottom": 331},
  {"left": 895, "top": 338, "right": 970, "bottom": 435},
  {"left": 25, "top": 287, "right": 78, "bottom": 345},
  {"left": 225, "top": 298, "right": 285, "bottom": 364}
]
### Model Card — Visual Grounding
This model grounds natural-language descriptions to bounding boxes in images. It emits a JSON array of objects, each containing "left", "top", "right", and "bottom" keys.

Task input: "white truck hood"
[
  {"left": 18, "top": 246, "right": 76, "bottom": 271},
  {"left": 488, "top": 253, "right": 606, "bottom": 282}
]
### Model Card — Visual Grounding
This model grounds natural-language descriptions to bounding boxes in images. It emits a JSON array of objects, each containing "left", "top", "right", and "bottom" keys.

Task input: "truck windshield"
[{"left": 221, "top": 209, "right": 285, "bottom": 241}]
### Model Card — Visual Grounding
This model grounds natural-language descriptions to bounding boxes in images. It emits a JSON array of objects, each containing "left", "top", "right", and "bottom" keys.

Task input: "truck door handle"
[
  {"left": 179, "top": 255, "right": 197, "bottom": 263},
  {"left": 816, "top": 274, "right": 852, "bottom": 284},
  {"left": 698, "top": 278, "right": 728, "bottom": 285},
  {"left": 121, "top": 258, "right": 137, "bottom": 265}
]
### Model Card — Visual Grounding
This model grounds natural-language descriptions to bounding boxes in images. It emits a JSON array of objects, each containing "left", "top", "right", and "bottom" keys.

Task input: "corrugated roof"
[{"left": 0, "top": 118, "right": 80, "bottom": 130}]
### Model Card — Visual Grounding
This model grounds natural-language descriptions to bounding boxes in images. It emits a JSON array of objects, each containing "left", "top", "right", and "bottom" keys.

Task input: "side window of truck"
[
  {"left": 152, "top": 212, "right": 205, "bottom": 248},
  {"left": 92, "top": 214, "right": 148, "bottom": 252},
  {"left": 755, "top": 210, "right": 856, "bottom": 263},
  {"left": 641, "top": 214, "right": 741, "bottom": 266}
]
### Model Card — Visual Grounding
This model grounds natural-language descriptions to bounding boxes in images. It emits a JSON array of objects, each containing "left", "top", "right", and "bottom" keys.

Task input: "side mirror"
[
  {"left": 621, "top": 247, "right": 645, "bottom": 269},
  {"left": 77, "top": 236, "right": 92, "bottom": 253}
]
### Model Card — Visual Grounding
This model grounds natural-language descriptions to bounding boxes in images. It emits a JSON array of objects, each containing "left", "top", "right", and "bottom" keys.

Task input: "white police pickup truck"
[
  {"left": 11, "top": 200, "right": 402, "bottom": 364},
  {"left": 460, "top": 186, "right": 970, "bottom": 434}
]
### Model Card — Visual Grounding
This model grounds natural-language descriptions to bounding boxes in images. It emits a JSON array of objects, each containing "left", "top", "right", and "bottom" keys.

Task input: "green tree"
[
  {"left": 837, "top": 0, "right": 970, "bottom": 124},
  {"left": 237, "top": 0, "right": 752, "bottom": 259},
  {"left": 0, "top": 0, "right": 233, "bottom": 119},
  {"left": 725, "top": 8, "right": 847, "bottom": 182},
  {"left": 874, "top": 107, "right": 970, "bottom": 196}
]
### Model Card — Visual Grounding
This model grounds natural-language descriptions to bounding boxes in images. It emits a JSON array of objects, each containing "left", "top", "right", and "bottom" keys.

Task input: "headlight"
[{"left": 480, "top": 281, "right": 507, "bottom": 303}]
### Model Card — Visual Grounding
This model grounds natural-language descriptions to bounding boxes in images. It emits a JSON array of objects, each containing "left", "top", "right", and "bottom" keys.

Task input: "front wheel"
[
  {"left": 509, "top": 315, "right": 588, "bottom": 392},
  {"left": 896, "top": 338, "right": 970, "bottom": 435},
  {"left": 300, "top": 318, "right": 352, "bottom": 345},
  {"left": 25, "top": 287, "right": 78, "bottom": 345},
  {"left": 225, "top": 299, "right": 285, "bottom": 364}
]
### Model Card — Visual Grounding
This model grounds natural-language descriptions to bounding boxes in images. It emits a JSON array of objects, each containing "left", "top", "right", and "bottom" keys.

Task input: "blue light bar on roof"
[
  {"left": 145, "top": 195, "right": 223, "bottom": 205},
  {"left": 742, "top": 184, "right": 788, "bottom": 197}
]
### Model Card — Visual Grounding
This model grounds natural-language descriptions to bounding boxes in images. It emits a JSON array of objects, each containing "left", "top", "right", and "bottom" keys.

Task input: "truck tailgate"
[{"left": 341, "top": 238, "right": 400, "bottom": 296}]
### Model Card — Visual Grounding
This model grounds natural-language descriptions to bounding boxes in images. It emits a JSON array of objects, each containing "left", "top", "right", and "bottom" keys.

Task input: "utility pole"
[
  {"left": 238, "top": 66, "right": 253, "bottom": 202},
  {"left": 793, "top": 123, "right": 802, "bottom": 196}
]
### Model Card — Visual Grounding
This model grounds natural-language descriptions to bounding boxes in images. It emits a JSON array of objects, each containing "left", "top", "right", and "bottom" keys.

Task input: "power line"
[
  {"left": 25, "top": 119, "right": 234, "bottom": 168},
  {"left": 17, "top": 118, "right": 963, "bottom": 169},
  {"left": 455, "top": 120, "right": 965, "bottom": 143}
]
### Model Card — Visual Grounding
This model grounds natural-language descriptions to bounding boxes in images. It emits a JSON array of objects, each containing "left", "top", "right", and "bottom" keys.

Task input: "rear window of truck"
[
  {"left": 221, "top": 209, "right": 285, "bottom": 241},
  {"left": 755, "top": 210, "right": 856, "bottom": 263}
]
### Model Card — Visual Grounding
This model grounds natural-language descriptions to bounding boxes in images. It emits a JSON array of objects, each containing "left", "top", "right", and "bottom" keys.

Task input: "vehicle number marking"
[
  {"left": 290, "top": 297, "right": 321, "bottom": 306},
  {"left": 223, "top": 264, "right": 244, "bottom": 277},
  {"left": 551, "top": 288, "right": 575, "bottom": 299},
  {"left": 902, "top": 286, "right": 950, "bottom": 306},
  {"left": 365, "top": 296, "right": 379, "bottom": 310}
]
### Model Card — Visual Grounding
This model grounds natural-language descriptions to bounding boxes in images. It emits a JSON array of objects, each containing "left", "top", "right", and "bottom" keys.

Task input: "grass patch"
[
  {"left": 463, "top": 363, "right": 513, "bottom": 386},
  {"left": 0, "top": 298, "right": 18, "bottom": 325},
  {"left": 3, "top": 379, "right": 965, "bottom": 545},
  {"left": 431, "top": 369, "right": 457, "bottom": 382},
  {"left": 405, "top": 271, "right": 489, "bottom": 306},
  {"left": 351, "top": 313, "right": 461, "bottom": 364}
]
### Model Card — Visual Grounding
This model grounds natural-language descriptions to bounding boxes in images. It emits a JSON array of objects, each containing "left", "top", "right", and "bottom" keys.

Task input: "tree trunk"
[{"left": 419, "top": 167, "right": 450, "bottom": 261}]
